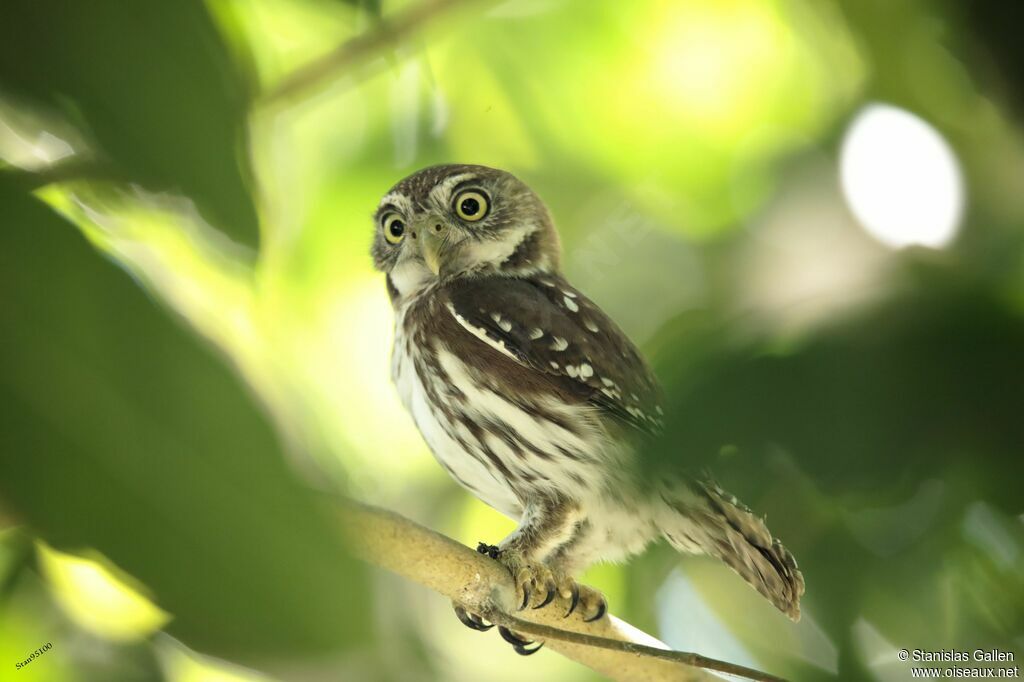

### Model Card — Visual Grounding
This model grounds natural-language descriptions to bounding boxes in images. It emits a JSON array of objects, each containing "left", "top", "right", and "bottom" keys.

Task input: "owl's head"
[{"left": 371, "top": 164, "right": 560, "bottom": 299}]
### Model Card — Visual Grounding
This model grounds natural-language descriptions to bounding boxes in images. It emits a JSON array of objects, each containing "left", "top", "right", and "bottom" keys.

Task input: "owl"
[{"left": 371, "top": 164, "right": 803, "bottom": 654}]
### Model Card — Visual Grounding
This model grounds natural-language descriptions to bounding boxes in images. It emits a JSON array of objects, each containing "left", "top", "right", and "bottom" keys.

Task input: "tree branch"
[
  {"left": 260, "top": 0, "right": 494, "bottom": 106},
  {"left": 331, "top": 499, "right": 787, "bottom": 682}
]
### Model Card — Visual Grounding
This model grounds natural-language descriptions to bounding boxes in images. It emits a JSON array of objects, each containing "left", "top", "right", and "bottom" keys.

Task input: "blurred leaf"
[
  {"left": 0, "top": 181, "right": 369, "bottom": 659},
  {"left": 644, "top": 262, "right": 1024, "bottom": 672},
  {"left": 0, "top": 0, "right": 259, "bottom": 247},
  {"left": 351, "top": 0, "right": 382, "bottom": 18},
  {"left": 649, "top": 264, "right": 1024, "bottom": 510}
]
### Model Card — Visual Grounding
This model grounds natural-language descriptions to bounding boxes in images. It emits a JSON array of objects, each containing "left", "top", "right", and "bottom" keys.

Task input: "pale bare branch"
[
  {"left": 260, "top": 0, "right": 494, "bottom": 106},
  {"left": 333, "top": 499, "right": 787, "bottom": 682}
]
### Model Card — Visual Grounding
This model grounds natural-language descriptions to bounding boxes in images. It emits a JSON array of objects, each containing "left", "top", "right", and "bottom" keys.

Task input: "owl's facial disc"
[{"left": 372, "top": 164, "right": 562, "bottom": 298}]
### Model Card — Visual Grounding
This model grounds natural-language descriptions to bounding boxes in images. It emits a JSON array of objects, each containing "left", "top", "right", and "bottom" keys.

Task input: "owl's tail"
[{"left": 657, "top": 480, "right": 805, "bottom": 621}]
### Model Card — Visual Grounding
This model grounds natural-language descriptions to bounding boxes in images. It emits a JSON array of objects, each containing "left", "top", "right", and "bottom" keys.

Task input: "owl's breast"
[
  {"left": 391, "top": 294, "right": 621, "bottom": 515},
  {"left": 392, "top": 306, "right": 524, "bottom": 517}
]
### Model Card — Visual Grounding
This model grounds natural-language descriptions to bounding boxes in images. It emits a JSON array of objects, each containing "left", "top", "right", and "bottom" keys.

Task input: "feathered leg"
[{"left": 454, "top": 496, "right": 598, "bottom": 654}]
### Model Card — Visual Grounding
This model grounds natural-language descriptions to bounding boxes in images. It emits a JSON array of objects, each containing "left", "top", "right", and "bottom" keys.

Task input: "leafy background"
[{"left": 1, "top": 0, "right": 1022, "bottom": 680}]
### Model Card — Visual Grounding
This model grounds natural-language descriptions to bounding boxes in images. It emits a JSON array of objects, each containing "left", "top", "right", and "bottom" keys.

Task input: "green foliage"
[
  {"left": 1, "top": 0, "right": 1023, "bottom": 680},
  {"left": 643, "top": 261, "right": 1024, "bottom": 673},
  {"left": 0, "top": 0, "right": 259, "bottom": 246},
  {"left": 0, "top": 182, "right": 370, "bottom": 660}
]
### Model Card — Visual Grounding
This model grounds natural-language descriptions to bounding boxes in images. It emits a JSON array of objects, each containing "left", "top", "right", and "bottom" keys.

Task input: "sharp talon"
[
  {"left": 498, "top": 625, "right": 533, "bottom": 648},
  {"left": 514, "top": 642, "right": 544, "bottom": 656},
  {"left": 454, "top": 605, "right": 493, "bottom": 632},
  {"left": 583, "top": 599, "right": 607, "bottom": 623},
  {"left": 564, "top": 583, "right": 580, "bottom": 617},
  {"left": 533, "top": 585, "right": 556, "bottom": 609},
  {"left": 472, "top": 613, "right": 493, "bottom": 631},
  {"left": 454, "top": 606, "right": 475, "bottom": 629},
  {"left": 519, "top": 583, "right": 531, "bottom": 610}
]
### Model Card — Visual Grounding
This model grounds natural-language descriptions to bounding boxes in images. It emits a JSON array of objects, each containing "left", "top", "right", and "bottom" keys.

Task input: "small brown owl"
[{"left": 371, "top": 164, "right": 803, "bottom": 654}]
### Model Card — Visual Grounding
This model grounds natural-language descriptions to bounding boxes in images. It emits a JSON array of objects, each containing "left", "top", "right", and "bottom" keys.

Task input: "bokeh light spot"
[{"left": 840, "top": 103, "right": 964, "bottom": 248}]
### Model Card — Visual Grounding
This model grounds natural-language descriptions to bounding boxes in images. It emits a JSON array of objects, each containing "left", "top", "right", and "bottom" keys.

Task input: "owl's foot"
[
  {"left": 452, "top": 601, "right": 542, "bottom": 656},
  {"left": 453, "top": 603, "right": 493, "bottom": 632},
  {"left": 561, "top": 580, "right": 607, "bottom": 622},
  {"left": 498, "top": 625, "right": 544, "bottom": 655},
  {"left": 476, "top": 543, "right": 606, "bottom": 621},
  {"left": 480, "top": 545, "right": 558, "bottom": 611}
]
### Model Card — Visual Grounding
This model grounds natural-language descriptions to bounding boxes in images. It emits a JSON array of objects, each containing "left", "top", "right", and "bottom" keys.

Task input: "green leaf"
[
  {"left": 0, "top": 181, "right": 369, "bottom": 659},
  {"left": 0, "top": 0, "right": 259, "bottom": 247}
]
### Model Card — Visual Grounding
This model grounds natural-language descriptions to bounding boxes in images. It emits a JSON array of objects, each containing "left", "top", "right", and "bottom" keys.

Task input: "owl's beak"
[{"left": 415, "top": 218, "right": 450, "bottom": 276}]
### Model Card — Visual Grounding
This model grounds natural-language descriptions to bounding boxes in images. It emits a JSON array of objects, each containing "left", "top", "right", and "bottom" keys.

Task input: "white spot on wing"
[
  {"left": 579, "top": 363, "right": 593, "bottom": 378},
  {"left": 550, "top": 336, "right": 568, "bottom": 351},
  {"left": 446, "top": 303, "right": 520, "bottom": 362},
  {"left": 528, "top": 328, "right": 544, "bottom": 340},
  {"left": 584, "top": 319, "right": 599, "bottom": 333},
  {"left": 563, "top": 296, "right": 579, "bottom": 312}
]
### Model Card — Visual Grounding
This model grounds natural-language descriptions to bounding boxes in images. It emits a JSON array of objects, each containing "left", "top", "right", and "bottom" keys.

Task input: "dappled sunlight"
[
  {"left": 645, "top": 1, "right": 795, "bottom": 134},
  {"left": 0, "top": 97, "right": 84, "bottom": 171},
  {"left": 212, "top": 0, "right": 361, "bottom": 88},
  {"left": 297, "top": 275, "right": 438, "bottom": 494},
  {"left": 158, "top": 636, "right": 273, "bottom": 682},
  {"left": 594, "top": 0, "right": 865, "bottom": 234},
  {"left": 3, "top": 0, "right": 1024, "bottom": 679},
  {"left": 841, "top": 103, "right": 965, "bottom": 249},
  {"left": 36, "top": 543, "right": 169, "bottom": 642},
  {"left": 40, "top": 187, "right": 261, "bottom": 363}
]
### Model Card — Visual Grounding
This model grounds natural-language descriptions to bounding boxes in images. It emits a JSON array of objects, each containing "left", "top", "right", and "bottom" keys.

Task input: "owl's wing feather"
[{"left": 444, "top": 274, "right": 663, "bottom": 436}]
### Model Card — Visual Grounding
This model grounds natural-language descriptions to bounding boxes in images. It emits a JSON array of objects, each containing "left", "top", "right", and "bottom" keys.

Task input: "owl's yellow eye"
[
  {"left": 383, "top": 213, "right": 406, "bottom": 244},
  {"left": 453, "top": 190, "right": 490, "bottom": 222}
]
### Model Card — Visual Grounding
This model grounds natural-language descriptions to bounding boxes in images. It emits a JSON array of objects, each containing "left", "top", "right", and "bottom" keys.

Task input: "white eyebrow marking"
[
  {"left": 429, "top": 173, "right": 478, "bottom": 204},
  {"left": 379, "top": 192, "right": 414, "bottom": 215}
]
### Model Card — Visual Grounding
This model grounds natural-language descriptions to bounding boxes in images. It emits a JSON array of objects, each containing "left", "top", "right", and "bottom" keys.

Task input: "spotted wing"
[{"left": 443, "top": 275, "right": 663, "bottom": 436}]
